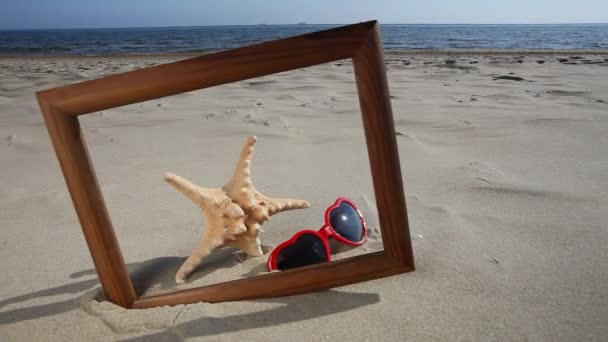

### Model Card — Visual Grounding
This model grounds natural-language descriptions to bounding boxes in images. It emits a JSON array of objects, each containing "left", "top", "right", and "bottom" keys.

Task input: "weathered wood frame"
[{"left": 36, "top": 20, "right": 414, "bottom": 309}]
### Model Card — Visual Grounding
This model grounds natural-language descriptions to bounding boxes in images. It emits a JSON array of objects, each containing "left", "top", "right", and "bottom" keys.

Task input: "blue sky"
[{"left": 1, "top": 0, "right": 606, "bottom": 29}]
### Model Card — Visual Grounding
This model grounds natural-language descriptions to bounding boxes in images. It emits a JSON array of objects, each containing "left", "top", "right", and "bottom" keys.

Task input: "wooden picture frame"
[{"left": 36, "top": 20, "right": 414, "bottom": 309}]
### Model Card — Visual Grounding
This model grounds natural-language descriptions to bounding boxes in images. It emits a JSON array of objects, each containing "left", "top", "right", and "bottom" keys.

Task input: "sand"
[{"left": 1, "top": 52, "right": 607, "bottom": 341}]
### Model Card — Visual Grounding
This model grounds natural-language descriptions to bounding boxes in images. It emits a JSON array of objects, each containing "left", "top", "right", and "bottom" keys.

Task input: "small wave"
[{"left": 0, "top": 46, "right": 73, "bottom": 53}]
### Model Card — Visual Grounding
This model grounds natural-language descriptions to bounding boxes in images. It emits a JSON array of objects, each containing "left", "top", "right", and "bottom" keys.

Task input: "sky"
[{"left": 1, "top": 0, "right": 606, "bottom": 30}]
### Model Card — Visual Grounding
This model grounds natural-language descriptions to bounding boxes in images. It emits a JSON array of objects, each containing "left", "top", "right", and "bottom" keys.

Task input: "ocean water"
[{"left": 1, "top": 24, "right": 607, "bottom": 55}]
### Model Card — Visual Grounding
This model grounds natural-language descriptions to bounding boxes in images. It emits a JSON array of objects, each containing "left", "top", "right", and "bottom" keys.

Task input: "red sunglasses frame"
[{"left": 267, "top": 197, "right": 368, "bottom": 271}]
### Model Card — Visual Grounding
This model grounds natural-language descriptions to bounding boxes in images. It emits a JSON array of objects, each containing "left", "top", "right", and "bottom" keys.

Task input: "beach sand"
[{"left": 1, "top": 52, "right": 607, "bottom": 341}]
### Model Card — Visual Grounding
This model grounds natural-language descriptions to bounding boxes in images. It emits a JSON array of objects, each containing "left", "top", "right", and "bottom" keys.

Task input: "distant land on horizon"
[{"left": 2, "top": 22, "right": 608, "bottom": 31}]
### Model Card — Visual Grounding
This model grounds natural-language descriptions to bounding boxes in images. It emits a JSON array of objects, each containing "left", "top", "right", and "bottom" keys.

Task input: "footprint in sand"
[
  {"left": 5, "top": 134, "right": 17, "bottom": 146},
  {"left": 201, "top": 112, "right": 224, "bottom": 119},
  {"left": 320, "top": 74, "right": 343, "bottom": 81},
  {"left": 282, "top": 85, "right": 324, "bottom": 92},
  {"left": 436, "top": 64, "right": 479, "bottom": 74},
  {"left": 546, "top": 90, "right": 590, "bottom": 97},
  {"left": 243, "top": 114, "right": 289, "bottom": 129},
  {"left": 247, "top": 80, "right": 277, "bottom": 87},
  {"left": 4, "top": 133, "right": 43, "bottom": 152},
  {"left": 464, "top": 161, "right": 506, "bottom": 181},
  {"left": 463, "top": 160, "right": 584, "bottom": 201},
  {"left": 524, "top": 117, "right": 590, "bottom": 125},
  {"left": 472, "top": 181, "right": 582, "bottom": 202},
  {"left": 275, "top": 94, "right": 297, "bottom": 101}
]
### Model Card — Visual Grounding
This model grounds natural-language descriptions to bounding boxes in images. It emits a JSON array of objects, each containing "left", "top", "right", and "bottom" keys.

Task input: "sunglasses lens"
[
  {"left": 276, "top": 233, "right": 329, "bottom": 270},
  {"left": 329, "top": 202, "right": 364, "bottom": 243}
]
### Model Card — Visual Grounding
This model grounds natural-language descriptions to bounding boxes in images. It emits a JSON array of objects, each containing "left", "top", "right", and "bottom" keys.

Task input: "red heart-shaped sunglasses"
[{"left": 267, "top": 197, "right": 368, "bottom": 271}]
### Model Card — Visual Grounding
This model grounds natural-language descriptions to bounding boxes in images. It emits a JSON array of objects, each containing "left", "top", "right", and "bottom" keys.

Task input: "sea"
[{"left": 1, "top": 24, "right": 607, "bottom": 55}]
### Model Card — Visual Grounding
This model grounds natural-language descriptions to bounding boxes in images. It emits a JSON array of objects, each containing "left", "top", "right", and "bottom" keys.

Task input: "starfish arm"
[
  {"left": 223, "top": 136, "right": 257, "bottom": 208},
  {"left": 175, "top": 228, "right": 224, "bottom": 283},
  {"left": 263, "top": 195, "right": 311, "bottom": 216},
  {"left": 164, "top": 172, "right": 202, "bottom": 205},
  {"left": 165, "top": 172, "right": 229, "bottom": 210}
]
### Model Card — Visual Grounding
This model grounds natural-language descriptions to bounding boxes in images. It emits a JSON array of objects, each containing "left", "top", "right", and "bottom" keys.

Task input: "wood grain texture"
[
  {"left": 36, "top": 20, "right": 414, "bottom": 309},
  {"left": 37, "top": 99, "right": 136, "bottom": 308},
  {"left": 353, "top": 25, "right": 415, "bottom": 269},
  {"left": 132, "top": 252, "right": 409, "bottom": 309}
]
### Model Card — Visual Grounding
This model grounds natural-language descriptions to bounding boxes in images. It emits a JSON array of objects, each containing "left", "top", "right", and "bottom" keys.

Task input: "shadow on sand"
[
  {"left": 1, "top": 242, "right": 373, "bottom": 333},
  {"left": 120, "top": 290, "right": 380, "bottom": 341},
  {"left": 0, "top": 249, "right": 240, "bottom": 325}
]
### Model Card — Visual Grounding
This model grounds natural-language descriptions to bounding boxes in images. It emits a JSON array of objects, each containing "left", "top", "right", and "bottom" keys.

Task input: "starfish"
[{"left": 165, "top": 136, "right": 310, "bottom": 283}]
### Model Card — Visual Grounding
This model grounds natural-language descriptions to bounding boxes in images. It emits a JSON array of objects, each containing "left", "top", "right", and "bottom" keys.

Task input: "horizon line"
[{"left": 2, "top": 22, "right": 608, "bottom": 31}]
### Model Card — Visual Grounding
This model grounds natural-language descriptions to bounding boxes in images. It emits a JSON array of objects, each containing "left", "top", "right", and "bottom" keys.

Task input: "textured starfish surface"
[{"left": 165, "top": 136, "right": 310, "bottom": 283}]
